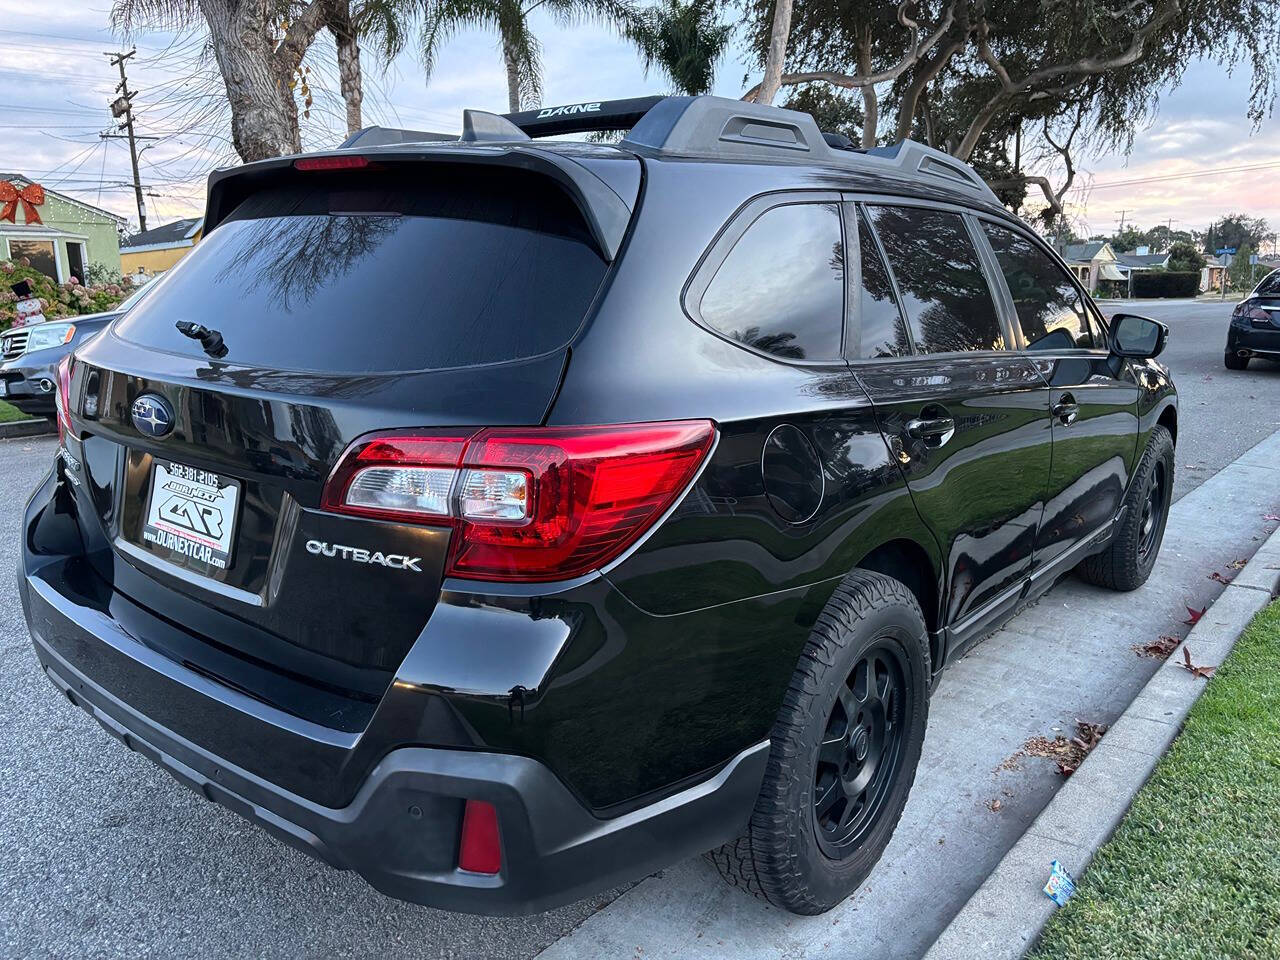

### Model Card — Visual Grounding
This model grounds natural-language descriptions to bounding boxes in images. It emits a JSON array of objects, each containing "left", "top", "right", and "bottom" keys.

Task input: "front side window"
[
  {"left": 866, "top": 205, "right": 1004, "bottom": 354},
  {"left": 983, "top": 223, "right": 1096, "bottom": 350},
  {"left": 855, "top": 208, "right": 911, "bottom": 358},
  {"left": 699, "top": 202, "right": 845, "bottom": 361}
]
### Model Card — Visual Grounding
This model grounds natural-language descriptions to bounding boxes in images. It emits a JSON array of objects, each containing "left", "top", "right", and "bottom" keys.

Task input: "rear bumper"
[
  {"left": 19, "top": 476, "right": 767, "bottom": 914},
  {"left": 1, "top": 351, "right": 59, "bottom": 413},
  {"left": 1227, "top": 321, "right": 1280, "bottom": 357}
]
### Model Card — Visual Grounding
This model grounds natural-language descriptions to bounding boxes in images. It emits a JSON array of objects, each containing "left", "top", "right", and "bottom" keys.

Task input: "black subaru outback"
[{"left": 20, "top": 95, "right": 1176, "bottom": 916}]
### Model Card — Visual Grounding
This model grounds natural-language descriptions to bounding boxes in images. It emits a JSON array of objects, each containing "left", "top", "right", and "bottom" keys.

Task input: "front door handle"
[
  {"left": 1052, "top": 394, "right": 1080, "bottom": 426},
  {"left": 906, "top": 416, "right": 956, "bottom": 447}
]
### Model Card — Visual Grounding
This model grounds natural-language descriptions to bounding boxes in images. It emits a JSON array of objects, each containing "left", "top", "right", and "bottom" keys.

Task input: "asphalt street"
[
  {"left": 1097, "top": 298, "right": 1280, "bottom": 500},
  {"left": 0, "top": 297, "right": 1275, "bottom": 959}
]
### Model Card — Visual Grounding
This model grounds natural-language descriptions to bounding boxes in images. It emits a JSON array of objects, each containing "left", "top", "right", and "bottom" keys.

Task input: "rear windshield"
[
  {"left": 114, "top": 167, "right": 609, "bottom": 373},
  {"left": 1256, "top": 270, "right": 1280, "bottom": 297}
]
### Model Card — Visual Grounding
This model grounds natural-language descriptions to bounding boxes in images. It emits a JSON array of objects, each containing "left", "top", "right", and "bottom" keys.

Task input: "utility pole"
[
  {"left": 1116, "top": 209, "right": 1131, "bottom": 234},
  {"left": 104, "top": 50, "right": 147, "bottom": 232}
]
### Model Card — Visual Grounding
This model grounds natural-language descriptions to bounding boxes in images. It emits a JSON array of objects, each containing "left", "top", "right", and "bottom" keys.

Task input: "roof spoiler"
[{"left": 203, "top": 145, "right": 635, "bottom": 260}]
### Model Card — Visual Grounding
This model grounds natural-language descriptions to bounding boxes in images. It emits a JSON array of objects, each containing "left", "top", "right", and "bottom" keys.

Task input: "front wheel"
[
  {"left": 708, "top": 570, "right": 930, "bottom": 915},
  {"left": 1078, "top": 425, "right": 1174, "bottom": 591}
]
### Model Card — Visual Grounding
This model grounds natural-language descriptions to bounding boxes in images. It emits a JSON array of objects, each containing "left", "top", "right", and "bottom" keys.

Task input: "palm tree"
[
  {"left": 625, "top": 0, "right": 730, "bottom": 95},
  {"left": 382, "top": 0, "right": 635, "bottom": 113}
]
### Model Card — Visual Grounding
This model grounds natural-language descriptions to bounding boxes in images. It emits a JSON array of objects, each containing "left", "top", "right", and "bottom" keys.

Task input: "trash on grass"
[{"left": 1043, "top": 860, "right": 1076, "bottom": 907}]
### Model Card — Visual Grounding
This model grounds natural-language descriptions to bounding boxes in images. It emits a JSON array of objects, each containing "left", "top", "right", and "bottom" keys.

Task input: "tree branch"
[
  {"left": 274, "top": 0, "right": 328, "bottom": 77},
  {"left": 955, "top": 0, "right": 1180, "bottom": 159},
  {"left": 742, "top": 2, "right": 956, "bottom": 102}
]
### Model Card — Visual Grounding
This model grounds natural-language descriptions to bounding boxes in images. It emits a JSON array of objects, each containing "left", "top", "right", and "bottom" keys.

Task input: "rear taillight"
[
  {"left": 55, "top": 354, "right": 73, "bottom": 443},
  {"left": 322, "top": 421, "right": 715, "bottom": 582}
]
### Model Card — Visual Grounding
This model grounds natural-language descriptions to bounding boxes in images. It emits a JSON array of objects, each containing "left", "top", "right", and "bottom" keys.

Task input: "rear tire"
[
  {"left": 708, "top": 570, "right": 930, "bottom": 915},
  {"left": 1224, "top": 351, "right": 1249, "bottom": 370},
  {"left": 1078, "top": 425, "right": 1174, "bottom": 591}
]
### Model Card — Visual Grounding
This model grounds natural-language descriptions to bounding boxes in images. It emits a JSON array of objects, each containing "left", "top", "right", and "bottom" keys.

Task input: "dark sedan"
[
  {"left": 1225, "top": 268, "right": 1280, "bottom": 369},
  {"left": 1, "top": 283, "right": 151, "bottom": 416}
]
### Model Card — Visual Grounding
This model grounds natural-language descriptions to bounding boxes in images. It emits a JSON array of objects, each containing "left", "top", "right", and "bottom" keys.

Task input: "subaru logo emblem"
[{"left": 131, "top": 393, "right": 174, "bottom": 438}]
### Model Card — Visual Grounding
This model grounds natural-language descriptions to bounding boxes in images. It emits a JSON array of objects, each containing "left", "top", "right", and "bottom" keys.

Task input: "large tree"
[{"left": 737, "top": 0, "right": 1280, "bottom": 218}]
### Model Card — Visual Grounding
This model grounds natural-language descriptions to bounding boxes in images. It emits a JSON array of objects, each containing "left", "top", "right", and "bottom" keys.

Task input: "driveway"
[{"left": 3, "top": 301, "right": 1279, "bottom": 958}]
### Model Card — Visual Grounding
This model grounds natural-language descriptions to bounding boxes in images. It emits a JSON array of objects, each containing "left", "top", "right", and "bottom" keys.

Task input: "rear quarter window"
[
  {"left": 697, "top": 201, "right": 846, "bottom": 362},
  {"left": 113, "top": 167, "right": 609, "bottom": 373}
]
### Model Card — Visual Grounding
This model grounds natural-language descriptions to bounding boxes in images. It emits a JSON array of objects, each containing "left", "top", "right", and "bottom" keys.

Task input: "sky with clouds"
[{"left": 1, "top": 0, "right": 1276, "bottom": 246}]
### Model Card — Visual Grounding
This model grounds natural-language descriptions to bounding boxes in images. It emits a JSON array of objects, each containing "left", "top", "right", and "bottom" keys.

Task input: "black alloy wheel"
[
  {"left": 813, "top": 643, "right": 908, "bottom": 857},
  {"left": 1137, "top": 459, "right": 1168, "bottom": 563}
]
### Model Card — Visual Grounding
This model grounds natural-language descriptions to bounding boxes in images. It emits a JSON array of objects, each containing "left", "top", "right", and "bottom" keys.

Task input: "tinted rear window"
[
  {"left": 114, "top": 168, "right": 609, "bottom": 373},
  {"left": 1256, "top": 269, "right": 1280, "bottom": 297}
]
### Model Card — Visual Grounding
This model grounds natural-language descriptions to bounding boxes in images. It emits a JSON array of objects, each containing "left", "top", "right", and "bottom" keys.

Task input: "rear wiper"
[{"left": 175, "top": 320, "right": 228, "bottom": 359}]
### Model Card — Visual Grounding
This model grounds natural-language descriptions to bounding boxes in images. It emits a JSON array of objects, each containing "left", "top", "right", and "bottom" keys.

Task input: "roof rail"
[{"left": 337, "top": 95, "right": 999, "bottom": 205}]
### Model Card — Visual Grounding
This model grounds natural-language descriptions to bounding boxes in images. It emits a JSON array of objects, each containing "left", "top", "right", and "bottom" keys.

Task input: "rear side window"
[
  {"left": 855, "top": 208, "right": 911, "bottom": 358},
  {"left": 866, "top": 205, "right": 1005, "bottom": 354},
  {"left": 699, "top": 202, "right": 845, "bottom": 361},
  {"left": 114, "top": 167, "right": 609, "bottom": 373},
  {"left": 982, "top": 223, "right": 1096, "bottom": 350}
]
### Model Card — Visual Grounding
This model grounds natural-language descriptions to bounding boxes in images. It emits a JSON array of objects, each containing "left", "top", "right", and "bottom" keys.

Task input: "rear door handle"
[
  {"left": 1052, "top": 394, "right": 1080, "bottom": 426},
  {"left": 906, "top": 416, "right": 956, "bottom": 447}
]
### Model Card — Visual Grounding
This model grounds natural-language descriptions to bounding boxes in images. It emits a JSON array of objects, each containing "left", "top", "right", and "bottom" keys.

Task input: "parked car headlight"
[{"left": 24, "top": 323, "right": 75, "bottom": 351}]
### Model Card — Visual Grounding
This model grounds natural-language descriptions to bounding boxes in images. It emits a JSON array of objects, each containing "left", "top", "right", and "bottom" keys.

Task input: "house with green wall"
[{"left": 0, "top": 173, "right": 125, "bottom": 284}]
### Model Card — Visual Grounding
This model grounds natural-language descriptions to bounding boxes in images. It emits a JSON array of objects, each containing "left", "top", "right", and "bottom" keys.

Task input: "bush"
[
  {"left": 1132, "top": 270, "right": 1200, "bottom": 298},
  {"left": 0, "top": 260, "right": 133, "bottom": 333}
]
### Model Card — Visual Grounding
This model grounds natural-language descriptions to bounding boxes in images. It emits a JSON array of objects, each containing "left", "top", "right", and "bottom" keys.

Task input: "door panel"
[
  {"left": 1028, "top": 355, "right": 1140, "bottom": 567},
  {"left": 975, "top": 219, "right": 1140, "bottom": 568},
  {"left": 857, "top": 355, "right": 1053, "bottom": 626}
]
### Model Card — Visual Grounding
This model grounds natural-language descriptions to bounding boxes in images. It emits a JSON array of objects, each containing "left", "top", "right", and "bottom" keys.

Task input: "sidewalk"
[{"left": 536, "top": 428, "right": 1280, "bottom": 960}]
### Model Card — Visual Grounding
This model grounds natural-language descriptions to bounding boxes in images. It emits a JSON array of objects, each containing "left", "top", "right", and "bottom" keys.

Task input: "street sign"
[
  {"left": 1217, "top": 247, "right": 1237, "bottom": 255},
  {"left": 1250, "top": 254, "right": 1259, "bottom": 265}
]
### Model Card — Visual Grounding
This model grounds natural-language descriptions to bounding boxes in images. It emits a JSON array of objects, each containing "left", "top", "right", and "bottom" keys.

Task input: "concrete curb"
[
  {"left": 923, "top": 525, "right": 1280, "bottom": 960},
  {"left": 0, "top": 417, "right": 54, "bottom": 440}
]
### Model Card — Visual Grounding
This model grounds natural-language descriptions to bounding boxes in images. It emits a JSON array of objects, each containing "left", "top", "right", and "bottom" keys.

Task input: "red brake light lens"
[
  {"left": 321, "top": 421, "right": 716, "bottom": 582},
  {"left": 293, "top": 155, "right": 369, "bottom": 171},
  {"left": 55, "top": 354, "right": 73, "bottom": 443},
  {"left": 457, "top": 800, "right": 501, "bottom": 875}
]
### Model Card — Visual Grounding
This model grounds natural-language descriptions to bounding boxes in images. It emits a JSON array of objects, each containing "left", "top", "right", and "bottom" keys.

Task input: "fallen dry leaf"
[
  {"left": 1265, "top": 514, "right": 1280, "bottom": 522},
  {"left": 1229, "top": 558, "right": 1247, "bottom": 570},
  {"left": 1181, "top": 646, "right": 1216, "bottom": 680},
  {"left": 1135, "top": 635, "right": 1180, "bottom": 659},
  {"left": 1023, "top": 720, "right": 1109, "bottom": 777},
  {"left": 986, "top": 798, "right": 1003, "bottom": 813},
  {"left": 1209, "top": 571, "right": 1234, "bottom": 584},
  {"left": 1185, "top": 606, "right": 1207, "bottom": 626}
]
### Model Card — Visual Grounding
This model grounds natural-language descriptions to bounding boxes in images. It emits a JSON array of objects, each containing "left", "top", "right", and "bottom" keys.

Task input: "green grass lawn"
[
  {"left": 1030, "top": 600, "right": 1280, "bottom": 960},
  {"left": 0, "top": 400, "right": 28, "bottom": 423}
]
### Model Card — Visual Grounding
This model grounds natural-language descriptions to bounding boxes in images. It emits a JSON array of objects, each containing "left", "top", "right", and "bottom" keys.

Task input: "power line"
[{"left": 1089, "top": 161, "right": 1280, "bottom": 191}]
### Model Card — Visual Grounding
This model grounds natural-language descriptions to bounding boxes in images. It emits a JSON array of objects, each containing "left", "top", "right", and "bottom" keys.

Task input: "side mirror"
[{"left": 1109, "top": 313, "right": 1168, "bottom": 360}]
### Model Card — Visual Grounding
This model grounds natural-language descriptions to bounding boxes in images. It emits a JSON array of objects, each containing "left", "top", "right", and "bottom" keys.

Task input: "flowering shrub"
[{"left": 0, "top": 261, "right": 134, "bottom": 333}]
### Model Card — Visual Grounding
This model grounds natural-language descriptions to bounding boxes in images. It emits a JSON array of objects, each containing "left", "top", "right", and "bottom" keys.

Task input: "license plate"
[{"left": 142, "top": 460, "right": 240, "bottom": 571}]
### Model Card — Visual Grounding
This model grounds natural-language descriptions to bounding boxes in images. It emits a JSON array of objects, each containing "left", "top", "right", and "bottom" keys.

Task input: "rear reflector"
[
  {"left": 322, "top": 421, "right": 715, "bottom": 582},
  {"left": 458, "top": 800, "right": 501, "bottom": 875},
  {"left": 293, "top": 155, "right": 369, "bottom": 171}
]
